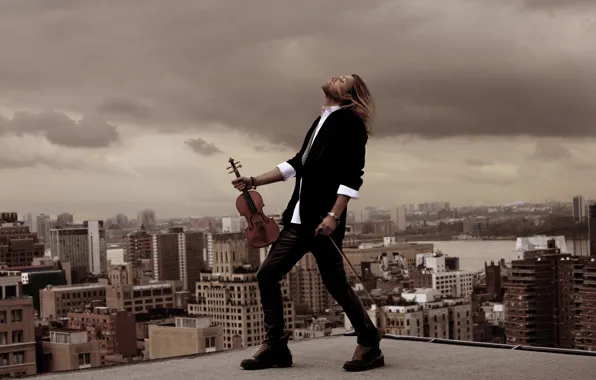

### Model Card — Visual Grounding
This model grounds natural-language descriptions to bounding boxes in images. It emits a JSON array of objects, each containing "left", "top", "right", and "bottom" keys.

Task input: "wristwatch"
[{"left": 327, "top": 212, "right": 340, "bottom": 222}]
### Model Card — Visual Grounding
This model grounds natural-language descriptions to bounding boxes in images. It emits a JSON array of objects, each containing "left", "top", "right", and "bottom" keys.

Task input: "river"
[{"left": 421, "top": 238, "right": 589, "bottom": 272}]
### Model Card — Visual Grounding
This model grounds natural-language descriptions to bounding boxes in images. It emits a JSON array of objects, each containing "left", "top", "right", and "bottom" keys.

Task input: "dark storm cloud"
[
  {"left": 97, "top": 98, "right": 151, "bottom": 119},
  {"left": 184, "top": 138, "right": 222, "bottom": 156},
  {"left": 7, "top": 111, "right": 119, "bottom": 148},
  {"left": 1, "top": 0, "right": 596, "bottom": 148}
]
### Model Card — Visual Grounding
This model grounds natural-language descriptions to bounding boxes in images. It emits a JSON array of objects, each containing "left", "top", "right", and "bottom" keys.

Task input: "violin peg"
[{"left": 237, "top": 164, "right": 242, "bottom": 169}]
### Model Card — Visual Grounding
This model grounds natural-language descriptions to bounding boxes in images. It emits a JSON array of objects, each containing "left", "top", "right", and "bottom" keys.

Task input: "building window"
[
  {"left": 0, "top": 311, "right": 6, "bottom": 324},
  {"left": 205, "top": 336, "right": 216, "bottom": 348},
  {"left": 13, "top": 351, "right": 24, "bottom": 364},
  {"left": 78, "top": 353, "right": 91, "bottom": 367},
  {"left": 0, "top": 353, "right": 8, "bottom": 366},
  {"left": 0, "top": 332, "right": 7, "bottom": 345},
  {"left": 11, "top": 310, "right": 23, "bottom": 323},
  {"left": 12, "top": 330, "right": 23, "bottom": 344}
]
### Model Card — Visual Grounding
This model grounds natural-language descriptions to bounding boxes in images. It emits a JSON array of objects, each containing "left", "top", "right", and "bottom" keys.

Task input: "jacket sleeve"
[
  {"left": 336, "top": 114, "right": 367, "bottom": 199},
  {"left": 276, "top": 144, "right": 304, "bottom": 181}
]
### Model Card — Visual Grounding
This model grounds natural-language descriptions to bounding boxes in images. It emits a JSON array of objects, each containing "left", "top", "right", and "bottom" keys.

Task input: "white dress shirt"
[{"left": 277, "top": 105, "right": 360, "bottom": 224}]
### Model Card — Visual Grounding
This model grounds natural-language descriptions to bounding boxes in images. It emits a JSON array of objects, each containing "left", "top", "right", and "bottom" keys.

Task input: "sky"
[{"left": 1, "top": 0, "right": 596, "bottom": 220}]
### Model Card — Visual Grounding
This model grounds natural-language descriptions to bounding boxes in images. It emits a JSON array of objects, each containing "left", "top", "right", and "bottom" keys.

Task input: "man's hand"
[
  {"left": 231, "top": 176, "right": 253, "bottom": 191},
  {"left": 315, "top": 215, "right": 337, "bottom": 236}
]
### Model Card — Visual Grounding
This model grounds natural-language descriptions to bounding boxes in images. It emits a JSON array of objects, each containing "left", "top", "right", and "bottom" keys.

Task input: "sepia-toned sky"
[{"left": 1, "top": 0, "right": 596, "bottom": 219}]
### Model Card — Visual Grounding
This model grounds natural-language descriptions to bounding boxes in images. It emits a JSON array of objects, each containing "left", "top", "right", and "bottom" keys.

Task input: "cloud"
[
  {"left": 184, "top": 138, "right": 222, "bottom": 156},
  {"left": 464, "top": 158, "right": 492, "bottom": 167},
  {"left": 97, "top": 98, "right": 151, "bottom": 119},
  {"left": 0, "top": 1, "right": 595, "bottom": 148},
  {"left": 0, "top": 134, "right": 129, "bottom": 173},
  {"left": 529, "top": 140, "right": 572, "bottom": 161},
  {"left": 3, "top": 111, "right": 119, "bottom": 148},
  {"left": 523, "top": 0, "right": 596, "bottom": 10}
]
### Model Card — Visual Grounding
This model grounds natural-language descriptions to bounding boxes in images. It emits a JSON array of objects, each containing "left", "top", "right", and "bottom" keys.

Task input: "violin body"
[
  {"left": 227, "top": 157, "right": 280, "bottom": 248},
  {"left": 235, "top": 190, "right": 280, "bottom": 248}
]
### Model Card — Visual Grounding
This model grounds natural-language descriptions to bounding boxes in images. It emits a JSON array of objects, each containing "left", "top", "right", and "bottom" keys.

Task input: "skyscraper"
[
  {"left": 49, "top": 221, "right": 107, "bottom": 279},
  {"left": 572, "top": 195, "right": 585, "bottom": 222},
  {"left": 152, "top": 227, "right": 205, "bottom": 292},
  {"left": 589, "top": 204, "right": 596, "bottom": 257}
]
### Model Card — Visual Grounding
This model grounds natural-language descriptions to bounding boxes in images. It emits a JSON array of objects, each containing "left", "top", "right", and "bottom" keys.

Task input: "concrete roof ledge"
[{"left": 34, "top": 335, "right": 596, "bottom": 380}]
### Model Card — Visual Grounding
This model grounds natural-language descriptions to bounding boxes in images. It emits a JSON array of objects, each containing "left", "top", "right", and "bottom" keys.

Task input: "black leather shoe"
[
  {"left": 240, "top": 331, "right": 293, "bottom": 370},
  {"left": 343, "top": 328, "right": 386, "bottom": 372}
]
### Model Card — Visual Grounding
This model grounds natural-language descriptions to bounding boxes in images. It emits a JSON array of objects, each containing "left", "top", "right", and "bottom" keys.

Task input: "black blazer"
[{"left": 281, "top": 108, "right": 368, "bottom": 241}]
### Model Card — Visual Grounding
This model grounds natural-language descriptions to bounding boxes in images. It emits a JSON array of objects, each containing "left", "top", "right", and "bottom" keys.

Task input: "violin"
[{"left": 227, "top": 157, "right": 280, "bottom": 248}]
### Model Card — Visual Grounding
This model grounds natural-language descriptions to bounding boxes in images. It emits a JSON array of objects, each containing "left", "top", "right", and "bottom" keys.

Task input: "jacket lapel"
[{"left": 303, "top": 111, "right": 339, "bottom": 166}]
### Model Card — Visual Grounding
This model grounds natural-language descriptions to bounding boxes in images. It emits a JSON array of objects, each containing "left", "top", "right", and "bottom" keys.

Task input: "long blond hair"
[{"left": 342, "top": 73, "right": 374, "bottom": 134}]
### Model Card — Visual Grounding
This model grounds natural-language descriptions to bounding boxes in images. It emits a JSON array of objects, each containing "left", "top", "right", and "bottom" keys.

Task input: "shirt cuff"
[
  {"left": 338, "top": 185, "right": 360, "bottom": 199},
  {"left": 277, "top": 162, "right": 296, "bottom": 181}
]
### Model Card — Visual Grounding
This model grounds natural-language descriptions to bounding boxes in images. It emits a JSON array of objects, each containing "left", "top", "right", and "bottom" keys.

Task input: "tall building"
[
  {"left": 0, "top": 213, "right": 45, "bottom": 267},
  {"left": 288, "top": 253, "right": 329, "bottom": 314},
  {"left": 49, "top": 221, "right": 107, "bottom": 278},
  {"left": 0, "top": 270, "right": 37, "bottom": 377},
  {"left": 193, "top": 232, "right": 294, "bottom": 350},
  {"left": 573, "top": 195, "right": 585, "bottom": 222},
  {"left": 205, "top": 233, "right": 213, "bottom": 269},
  {"left": 56, "top": 213, "right": 74, "bottom": 228},
  {"left": 393, "top": 206, "right": 407, "bottom": 232},
  {"left": 504, "top": 240, "right": 595, "bottom": 349},
  {"left": 124, "top": 228, "right": 153, "bottom": 280},
  {"left": 152, "top": 227, "right": 205, "bottom": 292},
  {"left": 484, "top": 261, "right": 503, "bottom": 301},
  {"left": 23, "top": 213, "right": 38, "bottom": 234},
  {"left": 589, "top": 204, "right": 596, "bottom": 257},
  {"left": 136, "top": 209, "right": 156, "bottom": 229},
  {"left": 580, "top": 259, "right": 596, "bottom": 351},
  {"left": 221, "top": 216, "right": 247, "bottom": 233}
]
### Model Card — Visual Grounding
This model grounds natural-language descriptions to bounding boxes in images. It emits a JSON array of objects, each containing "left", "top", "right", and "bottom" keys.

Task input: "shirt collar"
[{"left": 321, "top": 105, "right": 341, "bottom": 114}]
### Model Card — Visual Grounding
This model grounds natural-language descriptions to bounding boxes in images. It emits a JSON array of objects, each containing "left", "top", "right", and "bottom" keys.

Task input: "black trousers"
[{"left": 256, "top": 223, "right": 378, "bottom": 346}]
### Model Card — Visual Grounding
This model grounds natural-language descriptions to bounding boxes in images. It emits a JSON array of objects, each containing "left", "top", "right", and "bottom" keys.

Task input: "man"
[{"left": 231, "top": 74, "right": 384, "bottom": 372}]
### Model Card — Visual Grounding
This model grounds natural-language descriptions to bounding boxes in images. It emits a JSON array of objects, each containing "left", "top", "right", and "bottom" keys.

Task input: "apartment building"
[
  {"left": 49, "top": 221, "right": 107, "bottom": 279},
  {"left": 342, "top": 242, "right": 434, "bottom": 280},
  {"left": 0, "top": 214, "right": 45, "bottom": 268},
  {"left": 193, "top": 232, "right": 294, "bottom": 349},
  {"left": 152, "top": 227, "right": 205, "bottom": 293},
  {"left": 0, "top": 270, "right": 36, "bottom": 377},
  {"left": 105, "top": 281, "right": 182, "bottom": 314},
  {"left": 146, "top": 315, "right": 223, "bottom": 359},
  {"left": 39, "top": 283, "right": 107, "bottom": 319},
  {"left": 288, "top": 253, "right": 329, "bottom": 314},
  {"left": 580, "top": 259, "right": 596, "bottom": 351},
  {"left": 373, "top": 288, "right": 473, "bottom": 341},
  {"left": 68, "top": 306, "right": 137, "bottom": 365},
  {"left": 415, "top": 253, "right": 474, "bottom": 299},
  {"left": 124, "top": 229, "right": 153, "bottom": 280},
  {"left": 41, "top": 329, "right": 100, "bottom": 372},
  {"left": 503, "top": 240, "right": 593, "bottom": 349}
]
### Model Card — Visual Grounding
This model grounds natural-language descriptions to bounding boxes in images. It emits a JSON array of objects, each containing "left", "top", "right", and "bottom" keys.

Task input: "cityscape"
[
  {"left": 0, "top": 194, "right": 593, "bottom": 376},
  {"left": 2, "top": 0, "right": 596, "bottom": 378}
]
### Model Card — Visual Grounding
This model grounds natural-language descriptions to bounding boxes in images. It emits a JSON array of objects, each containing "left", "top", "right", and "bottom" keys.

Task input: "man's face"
[{"left": 322, "top": 75, "right": 354, "bottom": 100}]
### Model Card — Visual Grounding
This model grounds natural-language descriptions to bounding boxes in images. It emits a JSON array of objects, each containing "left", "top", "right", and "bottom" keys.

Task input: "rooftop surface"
[{"left": 35, "top": 336, "right": 596, "bottom": 380}]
